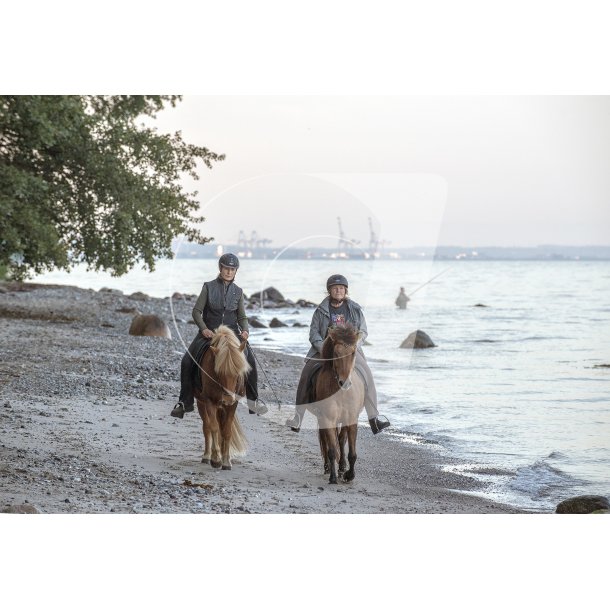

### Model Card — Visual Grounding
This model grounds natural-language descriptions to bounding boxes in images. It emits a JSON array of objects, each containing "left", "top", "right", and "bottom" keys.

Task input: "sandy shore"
[{"left": 0, "top": 282, "right": 525, "bottom": 513}]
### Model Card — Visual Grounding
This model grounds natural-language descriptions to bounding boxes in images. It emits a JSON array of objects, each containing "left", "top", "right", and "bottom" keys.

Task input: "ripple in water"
[{"left": 509, "top": 459, "right": 584, "bottom": 501}]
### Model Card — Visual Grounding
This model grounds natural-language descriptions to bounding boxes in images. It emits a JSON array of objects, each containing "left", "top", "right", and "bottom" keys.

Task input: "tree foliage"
[{"left": 0, "top": 95, "right": 223, "bottom": 279}]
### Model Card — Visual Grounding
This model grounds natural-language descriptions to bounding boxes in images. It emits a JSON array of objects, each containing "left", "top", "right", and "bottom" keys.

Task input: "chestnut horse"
[
  {"left": 194, "top": 325, "right": 250, "bottom": 470},
  {"left": 307, "top": 325, "right": 365, "bottom": 484}
]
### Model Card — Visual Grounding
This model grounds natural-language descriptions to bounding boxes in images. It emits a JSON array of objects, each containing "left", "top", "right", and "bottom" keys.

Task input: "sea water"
[{"left": 33, "top": 258, "right": 610, "bottom": 512}]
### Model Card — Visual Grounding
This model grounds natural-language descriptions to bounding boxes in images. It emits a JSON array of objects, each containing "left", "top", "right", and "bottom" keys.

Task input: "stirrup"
[
  {"left": 285, "top": 412, "right": 302, "bottom": 432},
  {"left": 370, "top": 414, "right": 391, "bottom": 435},
  {"left": 248, "top": 399, "right": 268, "bottom": 416}
]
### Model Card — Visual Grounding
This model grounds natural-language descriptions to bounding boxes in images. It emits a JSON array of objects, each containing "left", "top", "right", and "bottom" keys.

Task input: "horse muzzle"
[
  {"left": 221, "top": 393, "right": 237, "bottom": 406},
  {"left": 338, "top": 378, "right": 352, "bottom": 391}
]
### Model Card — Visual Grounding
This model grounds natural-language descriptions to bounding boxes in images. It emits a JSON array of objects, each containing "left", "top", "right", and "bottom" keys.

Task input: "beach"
[{"left": 0, "top": 282, "right": 524, "bottom": 514}]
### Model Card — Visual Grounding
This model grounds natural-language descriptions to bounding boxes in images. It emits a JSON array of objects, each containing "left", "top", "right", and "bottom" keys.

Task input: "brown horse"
[
  {"left": 194, "top": 325, "right": 250, "bottom": 470},
  {"left": 307, "top": 324, "right": 365, "bottom": 484}
]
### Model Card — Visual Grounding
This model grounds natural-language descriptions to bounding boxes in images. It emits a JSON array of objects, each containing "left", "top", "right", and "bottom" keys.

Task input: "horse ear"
[
  {"left": 239, "top": 340, "right": 247, "bottom": 352},
  {"left": 357, "top": 331, "right": 365, "bottom": 343},
  {"left": 327, "top": 328, "right": 337, "bottom": 342}
]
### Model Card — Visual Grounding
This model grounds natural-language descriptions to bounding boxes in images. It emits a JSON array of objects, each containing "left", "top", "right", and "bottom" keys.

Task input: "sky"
[{"left": 151, "top": 96, "right": 610, "bottom": 249}]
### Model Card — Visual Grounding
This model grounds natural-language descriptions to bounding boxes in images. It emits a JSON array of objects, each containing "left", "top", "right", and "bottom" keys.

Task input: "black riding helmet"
[
  {"left": 326, "top": 274, "right": 348, "bottom": 290},
  {"left": 218, "top": 253, "right": 240, "bottom": 270}
]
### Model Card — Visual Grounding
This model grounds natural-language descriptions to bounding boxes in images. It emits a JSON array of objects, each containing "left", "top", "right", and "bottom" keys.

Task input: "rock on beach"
[
  {"left": 555, "top": 495, "right": 610, "bottom": 514},
  {"left": 400, "top": 330, "right": 436, "bottom": 349},
  {"left": 128, "top": 314, "right": 171, "bottom": 339}
]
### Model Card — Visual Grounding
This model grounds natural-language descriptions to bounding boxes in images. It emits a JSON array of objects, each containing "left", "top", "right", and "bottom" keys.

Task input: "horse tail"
[{"left": 230, "top": 416, "right": 248, "bottom": 457}]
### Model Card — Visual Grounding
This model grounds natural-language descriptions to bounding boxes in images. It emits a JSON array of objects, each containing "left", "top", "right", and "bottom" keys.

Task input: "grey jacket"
[{"left": 306, "top": 296, "right": 368, "bottom": 360}]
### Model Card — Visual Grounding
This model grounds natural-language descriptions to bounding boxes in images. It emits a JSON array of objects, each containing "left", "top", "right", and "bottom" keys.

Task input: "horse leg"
[
  {"left": 343, "top": 424, "right": 358, "bottom": 482},
  {"left": 209, "top": 407, "right": 222, "bottom": 469},
  {"left": 318, "top": 427, "right": 330, "bottom": 474},
  {"left": 320, "top": 426, "right": 338, "bottom": 484},
  {"left": 220, "top": 404, "right": 236, "bottom": 470},
  {"left": 338, "top": 424, "right": 347, "bottom": 473},
  {"left": 199, "top": 399, "right": 211, "bottom": 464}
]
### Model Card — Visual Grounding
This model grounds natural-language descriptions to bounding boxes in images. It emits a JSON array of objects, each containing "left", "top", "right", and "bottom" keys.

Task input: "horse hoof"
[
  {"left": 211, "top": 460, "right": 222, "bottom": 469},
  {"left": 222, "top": 465, "right": 232, "bottom": 471},
  {"left": 329, "top": 477, "right": 338, "bottom": 484},
  {"left": 343, "top": 471, "right": 355, "bottom": 482},
  {"left": 201, "top": 458, "right": 210, "bottom": 464},
  {"left": 338, "top": 465, "right": 346, "bottom": 474}
]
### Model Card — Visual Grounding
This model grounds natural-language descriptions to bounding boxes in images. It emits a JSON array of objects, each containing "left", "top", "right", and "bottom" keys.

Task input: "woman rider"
[
  {"left": 284, "top": 274, "right": 391, "bottom": 434},
  {"left": 170, "top": 253, "right": 268, "bottom": 418}
]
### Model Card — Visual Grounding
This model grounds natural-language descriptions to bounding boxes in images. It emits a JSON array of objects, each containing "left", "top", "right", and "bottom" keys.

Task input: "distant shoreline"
[{"left": 174, "top": 243, "right": 610, "bottom": 262}]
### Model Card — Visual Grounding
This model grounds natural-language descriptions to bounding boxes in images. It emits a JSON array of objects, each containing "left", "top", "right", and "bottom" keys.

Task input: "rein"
[{"left": 247, "top": 341, "right": 283, "bottom": 411}]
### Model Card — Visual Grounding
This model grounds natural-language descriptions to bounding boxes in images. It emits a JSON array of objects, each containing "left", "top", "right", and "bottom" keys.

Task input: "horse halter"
[
  {"left": 220, "top": 395, "right": 238, "bottom": 407},
  {"left": 331, "top": 343, "right": 355, "bottom": 390}
]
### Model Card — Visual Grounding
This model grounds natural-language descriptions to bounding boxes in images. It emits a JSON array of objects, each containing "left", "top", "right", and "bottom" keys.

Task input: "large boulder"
[
  {"left": 555, "top": 495, "right": 610, "bottom": 514},
  {"left": 296, "top": 299, "right": 317, "bottom": 308},
  {"left": 400, "top": 330, "right": 436, "bottom": 349},
  {"left": 129, "top": 314, "right": 171, "bottom": 339},
  {"left": 269, "top": 317, "right": 288, "bottom": 328},
  {"left": 248, "top": 317, "right": 268, "bottom": 328},
  {"left": 250, "top": 287, "right": 285, "bottom": 303},
  {"left": 129, "top": 291, "right": 150, "bottom": 301}
]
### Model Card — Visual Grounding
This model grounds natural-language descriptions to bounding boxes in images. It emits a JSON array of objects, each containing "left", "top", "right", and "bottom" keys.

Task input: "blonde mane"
[{"left": 210, "top": 326, "right": 251, "bottom": 380}]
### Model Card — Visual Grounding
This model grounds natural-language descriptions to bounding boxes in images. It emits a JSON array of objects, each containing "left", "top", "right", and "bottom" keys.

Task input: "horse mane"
[
  {"left": 321, "top": 324, "right": 359, "bottom": 370},
  {"left": 210, "top": 326, "right": 251, "bottom": 380}
]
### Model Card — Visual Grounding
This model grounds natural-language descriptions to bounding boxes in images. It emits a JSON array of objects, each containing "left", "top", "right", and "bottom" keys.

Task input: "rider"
[
  {"left": 284, "top": 274, "right": 391, "bottom": 434},
  {"left": 170, "top": 253, "right": 268, "bottom": 419}
]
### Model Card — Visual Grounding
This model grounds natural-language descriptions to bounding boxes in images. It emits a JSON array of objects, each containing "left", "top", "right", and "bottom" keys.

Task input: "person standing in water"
[{"left": 395, "top": 286, "right": 410, "bottom": 309}]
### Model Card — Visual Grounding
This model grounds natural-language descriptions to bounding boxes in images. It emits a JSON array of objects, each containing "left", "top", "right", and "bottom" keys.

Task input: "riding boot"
[
  {"left": 369, "top": 416, "right": 391, "bottom": 435},
  {"left": 171, "top": 401, "right": 185, "bottom": 419}
]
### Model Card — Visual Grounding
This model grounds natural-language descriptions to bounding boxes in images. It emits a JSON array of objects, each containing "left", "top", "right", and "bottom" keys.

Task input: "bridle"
[{"left": 331, "top": 342, "right": 356, "bottom": 388}]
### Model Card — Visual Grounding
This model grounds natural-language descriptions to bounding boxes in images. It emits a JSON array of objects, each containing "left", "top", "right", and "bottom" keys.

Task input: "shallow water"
[{"left": 34, "top": 258, "right": 610, "bottom": 512}]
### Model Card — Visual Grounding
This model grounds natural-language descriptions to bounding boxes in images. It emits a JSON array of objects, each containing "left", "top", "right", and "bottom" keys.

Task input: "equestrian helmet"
[
  {"left": 326, "top": 274, "right": 348, "bottom": 290},
  {"left": 218, "top": 253, "right": 240, "bottom": 270}
]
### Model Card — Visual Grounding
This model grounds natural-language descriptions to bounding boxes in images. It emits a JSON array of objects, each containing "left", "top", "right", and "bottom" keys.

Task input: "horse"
[
  {"left": 307, "top": 324, "right": 365, "bottom": 484},
  {"left": 194, "top": 325, "right": 250, "bottom": 470}
]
